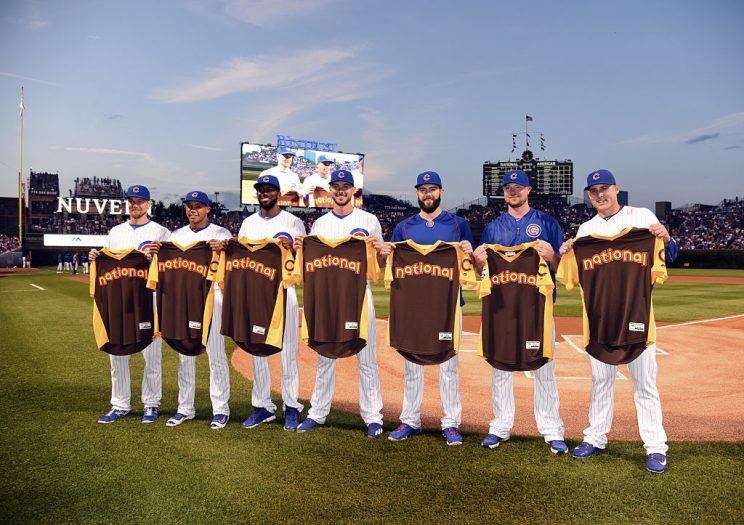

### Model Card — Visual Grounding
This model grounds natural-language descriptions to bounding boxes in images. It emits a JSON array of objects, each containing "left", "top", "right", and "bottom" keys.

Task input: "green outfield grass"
[
  {"left": 1, "top": 269, "right": 742, "bottom": 524},
  {"left": 667, "top": 268, "right": 744, "bottom": 277}
]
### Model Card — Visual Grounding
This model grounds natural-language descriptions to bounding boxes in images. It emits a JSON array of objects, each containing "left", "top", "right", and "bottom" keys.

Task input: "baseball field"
[{"left": 1, "top": 267, "right": 742, "bottom": 524}]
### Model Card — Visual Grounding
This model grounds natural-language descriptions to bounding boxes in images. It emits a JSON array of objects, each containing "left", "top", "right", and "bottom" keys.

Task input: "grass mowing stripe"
[{"left": 0, "top": 270, "right": 742, "bottom": 523}]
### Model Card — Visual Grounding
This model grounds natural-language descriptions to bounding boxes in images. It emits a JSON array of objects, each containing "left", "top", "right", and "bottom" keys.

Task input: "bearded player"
[
  {"left": 89, "top": 185, "right": 170, "bottom": 424},
  {"left": 380, "top": 171, "right": 475, "bottom": 446}
]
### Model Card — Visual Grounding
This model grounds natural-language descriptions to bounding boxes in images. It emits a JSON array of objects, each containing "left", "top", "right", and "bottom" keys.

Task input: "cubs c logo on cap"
[
  {"left": 510, "top": 173, "right": 518, "bottom": 180},
  {"left": 262, "top": 176, "right": 269, "bottom": 182},
  {"left": 338, "top": 172, "right": 345, "bottom": 178},
  {"left": 132, "top": 186, "right": 140, "bottom": 193},
  {"left": 423, "top": 173, "right": 431, "bottom": 181},
  {"left": 592, "top": 172, "right": 600, "bottom": 180},
  {"left": 191, "top": 192, "right": 198, "bottom": 197},
  {"left": 527, "top": 224, "right": 541, "bottom": 238}
]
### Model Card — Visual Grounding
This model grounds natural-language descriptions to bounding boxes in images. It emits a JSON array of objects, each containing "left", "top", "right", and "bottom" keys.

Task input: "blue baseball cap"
[
  {"left": 277, "top": 146, "right": 295, "bottom": 156},
  {"left": 584, "top": 169, "right": 616, "bottom": 190},
  {"left": 317, "top": 154, "right": 333, "bottom": 164},
  {"left": 126, "top": 185, "right": 150, "bottom": 200},
  {"left": 183, "top": 190, "right": 210, "bottom": 206},
  {"left": 415, "top": 171, "right": 442, "bottom": 188},
  {"left": 330, "top": 169, "right": 354, "bottom": 185},
  {"left": 501, "top": 169, "right": 530, "bottom": 188},
  {"left": 254, "top": 174, "right": 281, "bottom": 190}
]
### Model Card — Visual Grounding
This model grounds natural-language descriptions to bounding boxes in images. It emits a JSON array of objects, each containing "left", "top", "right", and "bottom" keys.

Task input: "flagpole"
[{"left": 18, "top": 86, "right": 24, "bottom": 247}]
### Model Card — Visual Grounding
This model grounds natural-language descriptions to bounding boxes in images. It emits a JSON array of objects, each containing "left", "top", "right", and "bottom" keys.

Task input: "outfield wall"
[{"left": 669, "top": 249, "right": 744, "bottom": 269}]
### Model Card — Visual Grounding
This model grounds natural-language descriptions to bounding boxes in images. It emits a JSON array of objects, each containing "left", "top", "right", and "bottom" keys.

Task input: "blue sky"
[{"left": 1, "top": 0, "right": 742, "bottom": 211}]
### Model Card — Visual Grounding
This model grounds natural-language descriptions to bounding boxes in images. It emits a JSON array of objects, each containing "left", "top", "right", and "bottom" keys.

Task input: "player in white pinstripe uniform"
[
  {"left": 559, "top": 169, "right": 678, "bottom": 474},
  {"left": 234, "top": 174, "right": 306, "bottom": 431},
  {"left": 294, "top": 169, "right": 385, "bottom": 438},
  {"left": 91, "top": 185, "right": 170, "bottom": 424},
  {"left": 164, "top": 191, "right": 232, "bottom": 429}
]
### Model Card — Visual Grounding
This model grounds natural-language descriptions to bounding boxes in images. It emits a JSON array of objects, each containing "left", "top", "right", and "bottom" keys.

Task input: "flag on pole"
[
  {"left": 511, "top": 134, "right": 517, "bottom": 153},
  {"left": 20, "top": 87, "right": 25, "bottom": 117},
  {"left": 526, "top": 115, "right": 533, "bottom": 122},
  {"left": 540, "top": 133, "right": 546, "bottom": 151}
]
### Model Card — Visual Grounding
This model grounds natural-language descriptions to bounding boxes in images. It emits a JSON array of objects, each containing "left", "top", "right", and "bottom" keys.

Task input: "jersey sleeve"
[
  {"left": 479, "top": 224, "right": 493, "bottom": 246},
  {"left": 536, "top": 256, "right": 555, "bottom": 297},
  {"left": 365, "top": 239, "right": 381, "bottom": 282},
  {"left": 458, "top": 217, "right": 476, "bottom": 247},
  {"left": 291, "top": 241, "right": 305, "bottom": 284},
  {"left": 391, "top": 222, "right": 404, "bottom": 242},
  {"left": 651, "top": 236, "right": 668, "bottom": 285},
  {"left": 455, "top": 243, "right": 478, "bottom": 290},
  {"left": 279, "top": 243, "right": 296, "bottom": 287},
  {"left": 556, "top": 247, "right": 579, "bottom": 290},
  {"left": 383, "top": 250, "right": 396, "bottom": 289},
  {"left": 146, "top": 254, "right": 159, "bottom": 290},
  {"left": 215, "top": 250, "right": 227, "bottom": 288},
  {"left": 477, "top": 261, "right": 492, "bottom": 299}
]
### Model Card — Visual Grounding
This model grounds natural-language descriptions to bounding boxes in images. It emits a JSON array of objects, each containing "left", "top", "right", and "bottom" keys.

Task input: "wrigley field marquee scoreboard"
[{"left": 483, "top": 149, "right": 573, "bottom": 197}]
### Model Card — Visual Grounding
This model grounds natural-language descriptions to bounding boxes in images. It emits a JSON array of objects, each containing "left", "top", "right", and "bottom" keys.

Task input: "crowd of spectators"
[
  {"left": 29, "top": 172, "right": 59, "bottom": 196},
  {"left": 664, "top": 197, "right": 743, "bottom": 249},
  {"left": 73, "top": 177, "right": 124, "bottom": 198},
  {"left": 20, "top": 194, "right": 744, "bottom": 249},
  {"left": 1, "top": 234, "right": 20, "bottom": 253}
]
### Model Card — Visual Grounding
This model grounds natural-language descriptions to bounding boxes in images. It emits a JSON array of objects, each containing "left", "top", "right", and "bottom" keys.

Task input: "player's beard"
[
  {"left": 259, "top": 195, "right": 278, "bottom": 211},
  {"left": 506, "top": 195, "right": 528, "bottom": 210},
  {"left": 418, "top": 196, "right": 441, "bottom": 214}
]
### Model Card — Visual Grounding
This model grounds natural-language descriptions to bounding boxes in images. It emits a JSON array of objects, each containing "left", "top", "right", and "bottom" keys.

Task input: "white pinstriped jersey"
[
  {"left": 310, "top": 208, "right": 382, "bottom": 240},
  {"left": 239, "top": 210, "right": 306, "bottom": 241},
  {"left": 260, "top": 167, "right": 302, "bottom": 195},
  {"left": 170, "top": 223, "right": 232, "bottom": 244},
  {"left": 105, "top": 220, "right": 171, "bottom": 251},
  {"left": 577, "top": 206, "right": 660, "bottom": 238}
]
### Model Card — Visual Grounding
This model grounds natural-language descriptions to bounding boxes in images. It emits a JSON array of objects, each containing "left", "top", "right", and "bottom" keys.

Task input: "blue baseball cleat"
[
  {"left": 367, "top": 423, "right": 383, "bottom": 438},
  {"left": 141, "top": 406, "right": 159, "bottom": 424},
  {"left": 481, "top": 434, "right": 507, "bottom": 449},
  {"left": 283, "top": 407, "right": 301, "bottom": 431},
  {"left": 388, "top": 423, "right": 421, "bottom": 442},
  {"left": 571, "top": 442, "right": 605, "bottom": 458},
  {"left": 442, "top": 427, "right": 463, "bottom": 446},
  {"left": 549, "top": 440, "right": 569, "bottom": 455},
  {"left": 210, "top": 414, "right": 229, "bottom": 429},
  {"left": 296, "top": 418, "right": 322, "bottom": 433},
  {"left": 646, "top": 453, "right": 668, "bottom": 474},
  {"left": 242, "top": 407, "right": 276, "bottom": 429},
  {"left": 97, "top": 408, "right": 130, "bottom": 424}
]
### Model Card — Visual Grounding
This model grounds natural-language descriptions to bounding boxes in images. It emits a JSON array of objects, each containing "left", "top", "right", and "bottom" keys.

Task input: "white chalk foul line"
[
  {"left": 30, "top": 283, "right": 45, "bottom": 290},
  {"left": 656, "top": 313, "right": 744, "bottom": 329}
]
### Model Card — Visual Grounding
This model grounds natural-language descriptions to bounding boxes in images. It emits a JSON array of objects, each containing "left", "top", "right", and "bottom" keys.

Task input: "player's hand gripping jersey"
[
  {"left": 385, "top": 241, "right": 477, "bottom": 365},
  {"left": 147, "top": 241, "right": 219, "bottom": 357},
  {"left": 90, "top": 249, "right": 157, "bottom": 356},
  {"left": 478, "top": 243, "right": 555, "bottom": 371},
  {"left": 217, "top": 238, "right": 295, "bottom": 357},
  {"left": 557, "top": 228, "right": 667, "bottom": 365},
  {"left": 293, "top": 235, "right": 381, "bottom": 359}
]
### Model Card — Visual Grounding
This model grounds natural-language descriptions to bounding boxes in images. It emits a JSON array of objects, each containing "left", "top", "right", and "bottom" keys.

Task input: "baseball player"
[
  {"left": 302, "top": 155, "right": 333, "bottom": 207},
  {"left": 558, "top": 169, "right": 678, "bottom": 474},
  {"left": 294, "top": 169, "right": 385, "bottom": 438},
  {"left": 380, "top": 171, "right": 475, "bottom": 446},
  {"left": 258, "top": 147, "right": 303, "bottom": 203},
  {"left": 231, "top": 174, "right": 306, "bottom": 431},
  {"left": 472, "top": 169, "right": 567, "bottom": 453},
  {"left": 81, "top": 251, "right": 89, "bottom": 274},
  {"left": 89, "top": 185, "right": 170, "bottom": 424},
  {"left": 163, "top": 191, "right": 232, "bottom": 429},
  {"left": 57, "top": 253, "right": 63, "bottom": 273}
]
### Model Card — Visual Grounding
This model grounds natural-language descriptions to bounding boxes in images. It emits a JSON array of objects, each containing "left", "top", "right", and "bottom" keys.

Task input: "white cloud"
[
  {"left": 152, "top": 48, "right": 354, "bottom": 103},
  {"left": 222, "top": 0, "right": 334, "bottom": 26},
  {"left": 621, "top": 112, "right": 744, "bottom": 145},
  {"left": 185, "top": 144, "right": 224, "bottom": 152},
  {"left": 0, "top": 71, "right": 63, "bottom": 87},
  {"left": 28, "top": 19, "right": 48, "bottom": 29},
  {"left": 64, "top": 147, "right": 152, "bottom": 159}
]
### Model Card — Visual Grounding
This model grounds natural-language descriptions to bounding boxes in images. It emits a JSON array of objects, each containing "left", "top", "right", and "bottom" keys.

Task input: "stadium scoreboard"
[{"left": 483, "top": 150, "right": 573, "bottom": 197}]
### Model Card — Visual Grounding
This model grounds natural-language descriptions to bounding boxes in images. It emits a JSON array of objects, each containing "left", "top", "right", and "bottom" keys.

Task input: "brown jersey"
[
  {"left": 477, "top": 243, "right": 554, "bottom": 371},
  {"left": 217, "top": 238, "right": 295, "bottom": 357},
  {"left": 293, "top": 235, "right": 380, "bottom": 359},
  {"left": 557, "top": 228, "right": 667, "bottom": 365},
  {"left": 147, "top": 241, "right": 218, "bottom": 356},
  {"left": 90, "top": 249, "right": 157, "bottom": 356},
  {"left": 385, "top": 241, "right": 477, "bottom": 365}
]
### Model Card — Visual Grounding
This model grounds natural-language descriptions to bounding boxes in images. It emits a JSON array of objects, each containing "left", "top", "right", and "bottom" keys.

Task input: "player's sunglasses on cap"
[
  {"left": 584, "top": 169, "right": 616, "bottom": 190},
  {"left": 126, "top": 185, "right": 151, "bottom": 200},
  {"left": 253, "top": 174, "right": 281, "bottom": 191},
  {"left": 415, "top": 171, "right": 442, "bottom": 188},
  {"left": 183, "top": 190, "right": 210, "bottom": 206}
]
